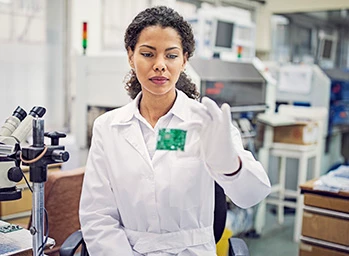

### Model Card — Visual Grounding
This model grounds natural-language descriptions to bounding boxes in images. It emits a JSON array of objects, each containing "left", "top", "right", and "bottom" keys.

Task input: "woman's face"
[{"left": 128, "top": 25, "right": 187, "bottom": 98}]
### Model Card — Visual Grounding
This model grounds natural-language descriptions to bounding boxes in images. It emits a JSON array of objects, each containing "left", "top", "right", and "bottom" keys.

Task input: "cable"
[
  {"left": 37, "top": 208, "right": 49, "bottom": 255},
  {"left": 20, "top": 146, "right": 48, "bottom": 164},
  {"left": 20, "top": 168, "right": 33, "bottom": 192}
]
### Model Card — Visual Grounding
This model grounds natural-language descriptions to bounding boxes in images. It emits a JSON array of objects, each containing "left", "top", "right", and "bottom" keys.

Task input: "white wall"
[
  {"left": 0, "top": 43, "right": 47, "bottom": 124},
  {"left": 45, "top": 0, "right": 65, "bottom": 130},
  {"left": 0, "top": 0, "right": 48, "bottom": 127},
  {"left": 0, "top": 0, "right": 66, "bottom": 131}
]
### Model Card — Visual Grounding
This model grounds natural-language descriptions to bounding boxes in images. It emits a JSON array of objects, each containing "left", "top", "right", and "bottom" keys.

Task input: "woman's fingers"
[
  {"left": 201, "top": 97, "right": 222, "bottom": 122},
  {"left": 189, "top": 101, "right": 212, "bottom": 123},
  {"left": 221, "top": 103, "right": 232, "bottom": 124}
]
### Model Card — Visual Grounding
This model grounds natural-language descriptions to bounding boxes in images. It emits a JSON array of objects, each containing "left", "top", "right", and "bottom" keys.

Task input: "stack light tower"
[{"left": 82, "top": 22, "right": 88, "bottom": 55}]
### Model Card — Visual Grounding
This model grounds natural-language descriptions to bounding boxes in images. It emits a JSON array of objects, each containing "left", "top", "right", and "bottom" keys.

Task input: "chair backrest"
[
  {"left": 38, "top": 167, "right": 85, "bottom": 255},
  {"left": 213, "top": 182, "right": 227, "bottom": 243}
]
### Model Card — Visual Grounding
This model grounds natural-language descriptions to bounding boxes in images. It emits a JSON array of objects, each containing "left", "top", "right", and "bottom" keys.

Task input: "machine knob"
[
  {"left": 44, "top": 131, "right": 67, "bottom": 145},
  {"left": 8, "top": 167, "right": 23, "bottom": 182},
  {"left": 51, "top": 150, "right": 70, "bottom": 162}
]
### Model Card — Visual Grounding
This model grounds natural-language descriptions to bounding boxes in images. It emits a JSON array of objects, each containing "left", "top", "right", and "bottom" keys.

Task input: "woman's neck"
[{"left": 139, "top": 91, "right": 176, "bottom": 128}]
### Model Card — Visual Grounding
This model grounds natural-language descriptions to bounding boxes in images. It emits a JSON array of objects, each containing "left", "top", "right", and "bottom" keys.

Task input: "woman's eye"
[
  {"left": 167, "top": 54, "right": 178, "bottom": 59},
  {"left": 141, "top": 52, "right": 153, "bottom": 57}
]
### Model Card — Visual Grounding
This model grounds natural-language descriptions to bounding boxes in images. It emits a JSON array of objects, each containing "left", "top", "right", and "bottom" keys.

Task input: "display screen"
[
  {"left": 322, "top": 39, "right": 333, "bottom": 59},
  {"left": 214, "top": 20, "right": 234, "bottom": 49},
  {"left": 203, "top": 81, "right": 265, "bottom": 107}
]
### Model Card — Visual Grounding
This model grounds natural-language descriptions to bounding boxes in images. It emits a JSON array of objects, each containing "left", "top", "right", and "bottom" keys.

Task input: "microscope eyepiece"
[
  {"left": 12, "top": 106, "right": 27, "bottom": 121},
  {"left": 13, "top": 106, "right": 27, "bottom": 121},
  {"left": 10, "top": 106, "right": 46, "bottom": 143},
  {"left": 0, "top": 106, "right": 28, "bottom": 137},
  {"left": 29, "top": 106, "right": 46, "bottom": 118}
]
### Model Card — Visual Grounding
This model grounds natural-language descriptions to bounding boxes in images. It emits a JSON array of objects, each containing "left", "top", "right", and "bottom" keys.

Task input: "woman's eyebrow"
[
  {"left": 139, "top": 44, "right": 156, "bottom": 50},
  {"left": 139, "top": 45, "right": 180, "bottom": 51},
  {"left": 165, "top": 46, "right": 180, "bottom": 51}
]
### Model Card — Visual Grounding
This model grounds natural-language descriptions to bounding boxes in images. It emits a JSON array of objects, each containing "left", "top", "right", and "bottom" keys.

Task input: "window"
[{"left": 0, "top": 0, "right": 46, "bottom": 43}]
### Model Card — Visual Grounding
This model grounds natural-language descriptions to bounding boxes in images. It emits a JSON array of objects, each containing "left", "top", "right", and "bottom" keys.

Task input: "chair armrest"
[
  {"left": 59, "top": 230, "right": 87, "bottom": 256},
  {"left": 229, "top": 237, "right": 250, "bottom": 256}
]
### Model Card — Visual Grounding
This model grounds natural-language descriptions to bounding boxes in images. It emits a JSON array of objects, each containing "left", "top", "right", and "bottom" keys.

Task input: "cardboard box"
[
  {"left": 299, "top": 242, "right": 349, "bottom": 256},
  {"left": 256, "top": 113, "right": 319, "bottom": 145},
  {"left": 273, "top": 122, "right": 319, "bottom": 145}
]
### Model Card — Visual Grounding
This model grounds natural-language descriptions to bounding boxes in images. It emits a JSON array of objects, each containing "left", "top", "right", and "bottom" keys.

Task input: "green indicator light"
[
  {"left": 83, "top": 39, "right": 87, "bottom": 49},
  {"left": 156, "top": 128, "right": 187, "bottom": 151}
]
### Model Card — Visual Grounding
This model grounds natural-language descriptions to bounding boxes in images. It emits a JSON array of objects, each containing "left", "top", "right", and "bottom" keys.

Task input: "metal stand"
[
  {"left": 32, "top": 183, "right": 45, "bottom": 255},
  {"left": 21, "top": 118, "right": 69, "bottom": 256},
  {"left": 28, "top": 119, "right": 46, "bottom": 255}
]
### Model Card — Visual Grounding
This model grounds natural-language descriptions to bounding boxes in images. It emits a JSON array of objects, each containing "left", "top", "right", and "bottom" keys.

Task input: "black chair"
[
  {"left": 214, "top": 182, "right": 250, "bottom": 256},
  {"left": 60, "top": 182, "right": 249, "bottom": 256}
]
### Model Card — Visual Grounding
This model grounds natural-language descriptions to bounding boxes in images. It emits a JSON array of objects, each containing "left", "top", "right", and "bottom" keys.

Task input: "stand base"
[{"left": 0, "top": 187, "right": 22, "bottom": 201}]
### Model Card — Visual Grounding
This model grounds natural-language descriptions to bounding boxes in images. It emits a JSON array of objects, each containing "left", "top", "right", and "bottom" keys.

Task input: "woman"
[{"left": 79, "top": 6, "right": 271, "bottom": 256}]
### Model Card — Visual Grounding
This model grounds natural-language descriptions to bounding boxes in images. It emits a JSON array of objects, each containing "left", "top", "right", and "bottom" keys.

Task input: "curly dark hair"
[{"left": 124, "top": 6, "right": 199, "bottom": 100}]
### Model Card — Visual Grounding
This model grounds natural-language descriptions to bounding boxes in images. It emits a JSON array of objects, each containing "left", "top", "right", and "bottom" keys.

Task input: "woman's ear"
[
  {"left": 182, "top": 52, "right": 188, "bottom": 71},
  {"left": 127, "top": 47, "right": 135, "bottom": 69}
]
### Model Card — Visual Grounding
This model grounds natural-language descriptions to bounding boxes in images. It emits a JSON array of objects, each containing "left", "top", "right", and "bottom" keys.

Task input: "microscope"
[
  {"left": 0, "top": 106, "right": 48, "bottom": 200},
  {"left": 0, "top": 106, "right": 70, "bottom": 256}
]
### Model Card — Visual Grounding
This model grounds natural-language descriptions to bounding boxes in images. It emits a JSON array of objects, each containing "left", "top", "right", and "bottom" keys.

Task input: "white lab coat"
[{"left": 79, "top": 90, "right": 271, "bottom": 256}]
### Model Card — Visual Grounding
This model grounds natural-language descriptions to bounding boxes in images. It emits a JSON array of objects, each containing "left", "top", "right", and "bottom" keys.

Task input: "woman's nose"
[{"left": 153, "top": 57, "right": 166, "bottom": 72}]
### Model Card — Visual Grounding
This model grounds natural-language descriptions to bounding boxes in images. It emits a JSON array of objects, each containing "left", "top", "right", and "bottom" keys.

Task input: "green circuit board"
[
  {"left": 156, "top": 128, "right": 187, "bottom": 151},
  {"left": 0, "top": 224, "right": 23, "bottom": 233}
]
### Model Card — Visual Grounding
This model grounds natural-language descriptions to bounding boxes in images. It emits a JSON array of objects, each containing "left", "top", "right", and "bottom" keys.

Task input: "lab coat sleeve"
[
  {"left": 207, "top": 124, "right": 271, "bottom": 209},
  {"left": 79, "top": 118, "right": 134, "bottom": 255}
]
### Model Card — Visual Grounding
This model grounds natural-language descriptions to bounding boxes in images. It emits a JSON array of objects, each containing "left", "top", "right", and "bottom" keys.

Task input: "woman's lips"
[{"left": 150, "top": 76, "right": 168, "bottom": 85}]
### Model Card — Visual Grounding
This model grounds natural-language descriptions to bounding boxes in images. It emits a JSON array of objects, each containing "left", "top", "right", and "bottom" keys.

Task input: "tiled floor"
[{"left": 243, "top": 207, "right": 299, "bottom": 256}]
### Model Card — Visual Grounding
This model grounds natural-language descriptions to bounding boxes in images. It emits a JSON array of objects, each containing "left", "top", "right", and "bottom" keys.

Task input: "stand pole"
[
  {"left": 30, "top": 118, "right": 45, "bottom": 256},
  {"left": 32, "top": 182, "right": 45, "bottom": 256}
]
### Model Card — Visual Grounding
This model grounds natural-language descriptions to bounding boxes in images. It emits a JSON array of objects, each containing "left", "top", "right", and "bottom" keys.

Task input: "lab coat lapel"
[
  {"left": 117, "top": 121, "right": 152, "bottom": 168},
  {"left": 109, "top": 93, "right": 153, "bottom": 168}
]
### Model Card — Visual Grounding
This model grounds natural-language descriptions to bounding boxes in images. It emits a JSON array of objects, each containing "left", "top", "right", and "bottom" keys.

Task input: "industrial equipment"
[
  {"left": 0, "top": 106, "right": 70, "bottom": 256},
  {"left": 189, "top": 6, "right": 256, "bottom": 61}
]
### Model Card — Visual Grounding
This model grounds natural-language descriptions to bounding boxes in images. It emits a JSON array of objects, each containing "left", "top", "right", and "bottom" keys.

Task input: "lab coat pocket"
[{"left": 169, "top": 157, "right": 203, "bottom": 210}]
